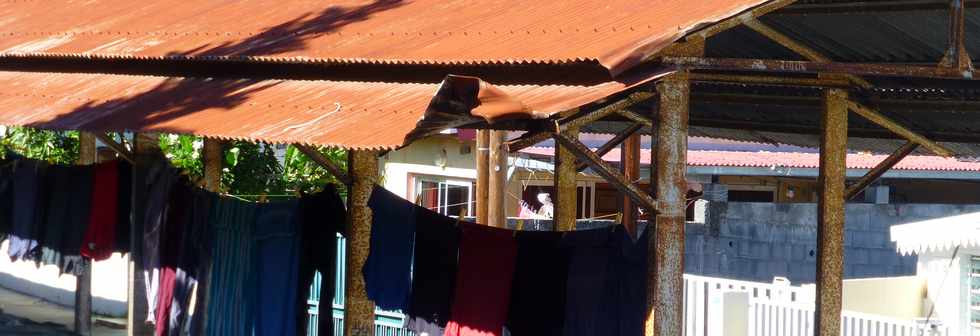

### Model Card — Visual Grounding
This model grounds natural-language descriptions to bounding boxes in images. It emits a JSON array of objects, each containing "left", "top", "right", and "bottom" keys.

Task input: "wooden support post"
[
  {"left": 202, "top": 138, "right": 222, "bottom": 191},
  {"left": 846, "top": 100, "right": 955, "bottom": 157},
  {"left": 621, "top": 132, "right": 641, "bottom": 236},
  {"left": 844, "top": 141, "right": 918, "bottom": 200},
  {"left": 488, "top": 130, "right": 507, "bottom": 227},
  {"left": 816, "top": 88, "right": 848, "bottom": 336},
  {"left": 346, "top": 150, "right": 378, "bottom": 336},
  {"left": 75, "top": 132, "right": 96, "bottom": 336},
  {"left": 647, "top": 72, "right": 689, "bottom": 336},
  {"left": 128, "top": 133, "right": 158, "bottom": 336},
  {"left": 554, "top": 126, "right": 579, "bottom": 231},
  {"left": 476, "top": 130, "right": 490, "bottom": 223}
]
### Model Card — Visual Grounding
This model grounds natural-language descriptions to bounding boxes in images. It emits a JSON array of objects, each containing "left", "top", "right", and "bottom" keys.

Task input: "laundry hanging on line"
[{"left": 363, "top": 185, "right": 649, "bottom": 336}]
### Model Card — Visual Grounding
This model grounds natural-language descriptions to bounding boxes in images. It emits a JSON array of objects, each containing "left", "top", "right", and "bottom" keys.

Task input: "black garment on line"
[
  {"left": 38, "top": 165, "right": 94, "bottom": 275},
  {"left": 296, "top": 185, "right": 346, "bottom": 336},
  {"left": 0, "top": 159, "right": 14, "bottom": 242},
  {"left": 561, "top": 225, "right": 646, "bottom": 336},
  {"left": 9, "top": 160, "right": 44, "bottom": 262},
  {"left": 403, "top": 207, "right": 460, "bottom": 336},
  {"left": 506, "top": 230, "right": 569, "bottom": 336}
]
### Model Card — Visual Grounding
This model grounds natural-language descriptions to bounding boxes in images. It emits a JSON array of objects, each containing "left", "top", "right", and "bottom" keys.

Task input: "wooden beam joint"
[{"left": 296, "top": 145, "right": 352, "bottom": 185}]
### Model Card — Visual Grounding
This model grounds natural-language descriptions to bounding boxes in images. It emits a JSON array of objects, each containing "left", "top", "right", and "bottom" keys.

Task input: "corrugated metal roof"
[
  {"left": 0, "top": 71, "right": 657, "bottom": 149},
  {"left": 521, "top": 147, "right": 980, "bottom": 172},
  {"left": 0, "top": 0, "right": 768, "bottom": 75}
]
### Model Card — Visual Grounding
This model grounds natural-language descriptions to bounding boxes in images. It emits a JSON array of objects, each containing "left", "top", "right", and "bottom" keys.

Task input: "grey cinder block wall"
[{"left": 508, "top": 202, "right": 980, "bottom": 284}]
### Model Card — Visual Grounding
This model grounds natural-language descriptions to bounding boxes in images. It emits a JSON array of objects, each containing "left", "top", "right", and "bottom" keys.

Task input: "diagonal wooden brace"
[
  {"left": 296, "top": 145, "right": 352, "bottom": 185},
  {"left": 844, "top": 141, "right": 918, "bottom": 200},
  {"left": 575, "top": 123, "right": 643, "bottom": 172},
  {"left": 847, "top": 100, "right": 955, "bottom": 157},
  {"left": 93, "top": 132, "right": 135, "bottom": 164},
  {"left": 553, "top": 132, "right": 658, "bottom": 215}
]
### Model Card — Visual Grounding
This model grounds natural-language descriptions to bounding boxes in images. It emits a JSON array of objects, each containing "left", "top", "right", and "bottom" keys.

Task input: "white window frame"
[{"left": 413, "top": 175, "right": 474, "bottom": 216}]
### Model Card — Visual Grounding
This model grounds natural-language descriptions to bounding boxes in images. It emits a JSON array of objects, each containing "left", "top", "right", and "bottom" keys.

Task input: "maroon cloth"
[
  {"left": 80, "top": 161, "right": 119, "bottom": 261},
  {"left": 444, "top": 223, "right": 518, "bottom": 336},
  {"left": 154, "top": 182, "right": 191, "bottom": 336}
]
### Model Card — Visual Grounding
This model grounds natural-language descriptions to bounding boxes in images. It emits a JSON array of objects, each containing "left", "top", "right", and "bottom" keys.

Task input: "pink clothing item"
[{"left": 444, "top": 223, "right": 518, "bottom": 336}]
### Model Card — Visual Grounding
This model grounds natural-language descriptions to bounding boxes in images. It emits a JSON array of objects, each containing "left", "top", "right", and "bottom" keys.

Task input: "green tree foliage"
[
  {"left": 0, "top": 126, "right": 79, "bottom": 164},
  {"left": 3, "top": 128, "right": 347, "bottom": 198}
]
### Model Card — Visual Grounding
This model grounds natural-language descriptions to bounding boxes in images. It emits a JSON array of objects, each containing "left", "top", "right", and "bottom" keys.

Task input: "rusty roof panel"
[
  {"left": 0, "top": 71, "right": 652, "bottom": 149},
  {"left": 0, "top": 0, "right": 768, "bottom": 75}
]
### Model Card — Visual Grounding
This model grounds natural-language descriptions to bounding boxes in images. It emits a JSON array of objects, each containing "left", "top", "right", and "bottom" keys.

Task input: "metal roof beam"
[
  {"left": 690, "top": 73, "right": 850, "bottom": 87},
  {"left": 689, "top": 117, "right": 980, "bottom": 143},
  {"left": 662, "top": 56, "right": 976, "bottom": 79},
  {"left": 685, "top": 0, "right": 798, "bottom": 41},
  {"left": 778, "top": 0, "right": 980, "bottom": 14},
  {"left": 742, "top": 19, "right": 874, "bottom": 89},
  {"left": 846, "top": 100, "right": 955, "bottom": 157},
  {"left": 844, "top": 141, "right": 919, "bottom": 200}
]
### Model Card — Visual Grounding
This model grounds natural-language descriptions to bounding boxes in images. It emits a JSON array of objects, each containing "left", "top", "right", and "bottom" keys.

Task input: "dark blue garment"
[
  {"left": 364, "top": 186, "right": 416, "bottom": 311},
  {"left": 296, "top": 186, "right": 347, "bottom": 336},
  {"left": 9, "top": 160, "right": 44, "bottom": 262},
  {"left": 206, "top": 196, "right": 257, "bottom": 336},
  {"left": 252, "top": 200, "right": 301, "bottom": 336},
  {"left": 562, "top": 225, "right": 646, "bottom": 336}
]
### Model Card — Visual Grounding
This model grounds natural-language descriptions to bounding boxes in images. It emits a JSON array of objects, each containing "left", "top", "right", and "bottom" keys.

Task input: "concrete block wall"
[{"left": 502, "top": 202, "right": 977, "bottom": 284}]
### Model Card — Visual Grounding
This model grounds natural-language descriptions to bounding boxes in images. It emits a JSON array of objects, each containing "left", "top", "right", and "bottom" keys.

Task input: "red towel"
[
  {"left": 80, "top": 161, "right": 119, "bottom": 261},
  {"left": 444, "top": 223, "right": 518, "bottom": 336}
]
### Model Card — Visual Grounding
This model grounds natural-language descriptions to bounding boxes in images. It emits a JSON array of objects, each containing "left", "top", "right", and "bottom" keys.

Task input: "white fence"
[{"left": 682, "top": 274, "right": 948, "bottom": 336}]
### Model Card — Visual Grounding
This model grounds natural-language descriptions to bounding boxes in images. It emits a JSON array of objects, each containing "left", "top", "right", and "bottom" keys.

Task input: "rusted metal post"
[
  {"left": 844, "top": 141, "right": 918, "bottom": 200},
  {"left": 941, "top": 0, "right": 973, "bottom": 71},
  {"left": 621, "top": 132, "right": 641, "bottom": 236},
  {"left": 475, "top": 130, "right": 490, "bottom": 223},
  {"left": 554, "top": 126, "right": 579, "bottom": 231},
  {"left": 488, "top": 130, "right": 507, "bottom": 227},
  {"left": 75, "top": 132, "right": 96, "bottom": 336},
  {"left": 346, "top": 150, "right": 378, "bottom": 336},
  {"left": 816, "top": 88, "right": 848, "bottom": 336},
  {"left": 129, "top": 132, "right": 158, "bottom": 336},
  {"left": 647, "top": 72, "right": 689, "bottom": 336}
]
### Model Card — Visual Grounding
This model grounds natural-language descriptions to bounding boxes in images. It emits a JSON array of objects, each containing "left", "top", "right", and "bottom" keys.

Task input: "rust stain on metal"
[
  {"left": 816, "top": 88, "right": 847, "bottom": 336},
  {"left": 648, "top": 71, "right": 689, "bottom": 336},
  {"left": 0, "top": 71, "right": 660, "bottom": 150},
  {"left": 689, "top": 73, "right": 850, "bottom": 87},
  {"left": 940, "top": 0, "right": 974, "bottom": 71},
  {"left": 554, "top": 126, "right": 579, "bottom": 232},
  {"left": 844, "top": 141, "right": 918, "bottom": 200},
  {"left": 741, "top": 18, "right": 873, "bottom": 89},
  {"left": 846, "top": 100, "right": 955, "bottom": 157},
  {"left": 346, "top": 150, "right": 378, "bottom": 336},
  {"left": 663, "top": 56, "right": 976, "bottom": 80},
  {"left": 0, "top": 0, "right": 769, "bottom": 76}
]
